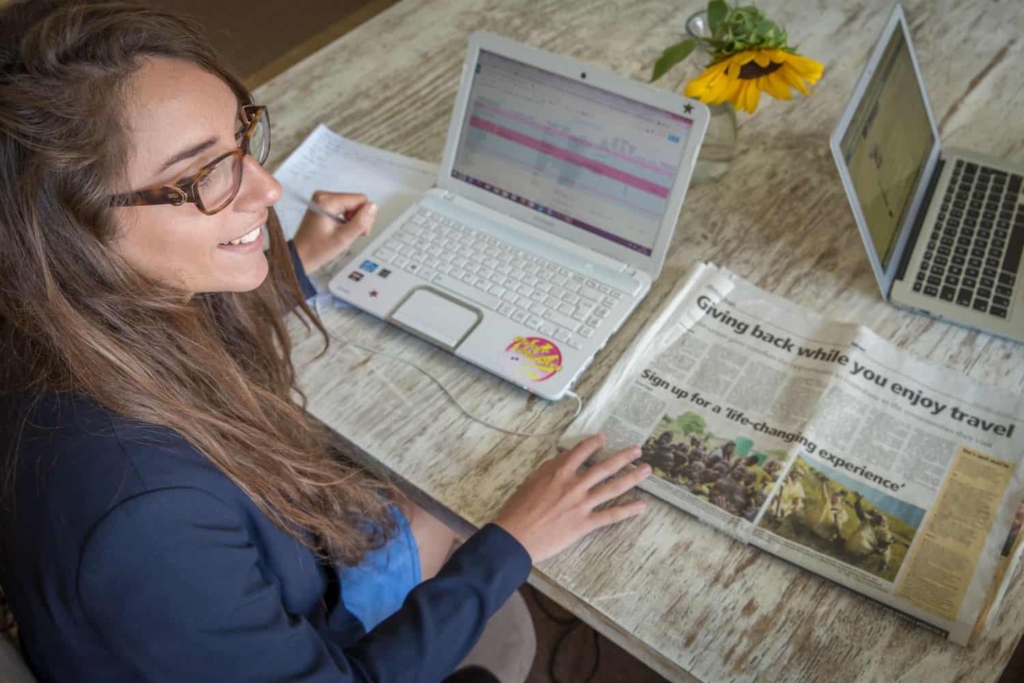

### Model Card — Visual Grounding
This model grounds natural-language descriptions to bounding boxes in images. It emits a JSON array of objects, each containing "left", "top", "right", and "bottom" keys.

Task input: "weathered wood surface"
[{"left": 257, "top": 1, "right": 1024, "bottom": 680}]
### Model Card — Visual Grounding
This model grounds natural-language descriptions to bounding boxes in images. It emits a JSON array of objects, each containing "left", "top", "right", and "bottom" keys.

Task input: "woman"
[{"left": 0, "top": 2, "right": 651, "bottom": 681}]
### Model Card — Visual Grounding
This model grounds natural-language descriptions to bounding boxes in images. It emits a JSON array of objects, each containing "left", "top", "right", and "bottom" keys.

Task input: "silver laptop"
[
  {"left": 329, "top": 32, "right": 709, "bottom": 400},
  {"left": 831, "top": 3, "right": 1024, "bottom": 343}
]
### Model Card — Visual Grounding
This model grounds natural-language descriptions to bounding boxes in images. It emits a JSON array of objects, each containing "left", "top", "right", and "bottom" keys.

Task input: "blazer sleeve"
[
  {"left": 77, "top": 487, "right": 531, "bottom": 682},
  {"left": 287, "top": 239, "right": 319, "bottom": 301}
]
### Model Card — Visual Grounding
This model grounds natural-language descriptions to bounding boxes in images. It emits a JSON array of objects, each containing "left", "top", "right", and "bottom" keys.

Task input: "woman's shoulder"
[
  {"left": 6, "top": 390, "right": 218, "bottom": 475},
  {"left": 0, "top": 391, "right": 229, "bottom": 533}
]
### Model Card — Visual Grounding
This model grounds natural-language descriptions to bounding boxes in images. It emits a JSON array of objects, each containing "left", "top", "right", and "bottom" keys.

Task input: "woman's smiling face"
[{"left": 111, "top": 57, "right": 282, "bottom": 293}]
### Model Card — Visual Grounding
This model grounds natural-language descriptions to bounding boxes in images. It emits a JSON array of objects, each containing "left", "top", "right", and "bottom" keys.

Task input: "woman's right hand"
[
  {"left": 292, "top": 191, "right": 377, "bottom": 275},
  {"left": 493, "top": 434, "right": 651, "bottom": 563}
]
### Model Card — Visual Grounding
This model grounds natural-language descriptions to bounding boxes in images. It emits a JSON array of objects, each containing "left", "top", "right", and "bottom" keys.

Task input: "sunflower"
[
  {"left": 650, "top": 1, "right": 825, "bottom": 116},
  {"left": 684, "top": 49, "right": 824, "bottom": 114}
]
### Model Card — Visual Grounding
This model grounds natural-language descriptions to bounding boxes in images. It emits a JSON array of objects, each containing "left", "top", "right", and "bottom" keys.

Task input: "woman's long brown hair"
[{"left": 0, "top": 0, "right": 397, "bottom": 565}]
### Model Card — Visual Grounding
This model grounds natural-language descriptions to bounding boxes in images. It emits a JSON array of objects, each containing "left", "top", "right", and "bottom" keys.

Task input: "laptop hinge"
[{"left": 895, "top": 157, "right": 945, "bottom": 285}]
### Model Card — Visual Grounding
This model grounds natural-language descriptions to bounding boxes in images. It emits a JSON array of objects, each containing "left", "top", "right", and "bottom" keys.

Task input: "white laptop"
[
  {"left": 329, "top": 32, "right": 709, "bottom": 400},
  {"left": 831, "top": 3, "right": 1024, "bottom": 343}
]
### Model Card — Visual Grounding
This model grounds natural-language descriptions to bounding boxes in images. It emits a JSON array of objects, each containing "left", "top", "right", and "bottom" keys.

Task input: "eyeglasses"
[{"left": 110, "top": 105, "right": 270, "bottom": 216}]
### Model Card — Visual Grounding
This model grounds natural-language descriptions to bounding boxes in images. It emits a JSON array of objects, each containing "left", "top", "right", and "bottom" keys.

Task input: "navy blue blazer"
[{"left": 0, "top": 243, "right": 532, "bottom": 682}]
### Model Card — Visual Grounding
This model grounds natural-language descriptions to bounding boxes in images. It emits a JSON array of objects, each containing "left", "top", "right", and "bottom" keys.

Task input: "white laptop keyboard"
[{"left": 370, "top": 207, "right": 626, "bottom": 350}]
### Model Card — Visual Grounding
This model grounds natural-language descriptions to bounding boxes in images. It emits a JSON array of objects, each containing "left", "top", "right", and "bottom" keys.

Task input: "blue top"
[{"left": 0, "top": 243, "right": 532, "bottom": 682}]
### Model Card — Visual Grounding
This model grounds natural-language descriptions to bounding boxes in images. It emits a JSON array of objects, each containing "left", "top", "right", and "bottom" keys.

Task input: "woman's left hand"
[{"left": 291, "top": 191, "right": 378, "bottom": 275}]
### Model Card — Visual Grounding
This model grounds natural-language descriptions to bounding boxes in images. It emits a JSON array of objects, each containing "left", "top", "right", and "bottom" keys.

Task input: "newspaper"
[{"left": 561, "top": 263, "right": 1024, "bottom": 646}]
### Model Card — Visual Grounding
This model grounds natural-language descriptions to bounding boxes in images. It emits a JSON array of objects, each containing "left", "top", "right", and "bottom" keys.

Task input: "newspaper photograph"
[
  {"left": 758, "top": 455, "right": 921, "bottom": 582},
  {"left": 561, "top": 262, "right": 1024, "bottom": 645},
  {"left": 640, "top": 415, "right": 787, "bottom": 522}
]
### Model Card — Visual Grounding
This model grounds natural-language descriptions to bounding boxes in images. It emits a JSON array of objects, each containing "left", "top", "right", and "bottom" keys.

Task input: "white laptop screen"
[
  {"left": 838, "top": 28, "right": 935, "bottom": 269},
  {"left": 449, "top": 50, "right": 694, "bottom": 257}
]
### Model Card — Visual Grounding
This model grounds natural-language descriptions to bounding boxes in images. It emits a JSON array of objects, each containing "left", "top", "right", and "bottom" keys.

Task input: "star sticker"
[
  {"left": 369, "top": 290, "right": 379, "bottom": 298},
  {"left": 683, "top": 103, "right": 694, "bottom": 115}
]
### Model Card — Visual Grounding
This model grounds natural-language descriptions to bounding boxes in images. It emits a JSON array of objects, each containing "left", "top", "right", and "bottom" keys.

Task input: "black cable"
[
  {"left": 549, "top": 622, "right": 600, "bottom": 683},
  {"left": 528, "top": 585, "right": 602, "bottom": 683},
  {"left": 0, "top": 587, "right": 14, "bottom": 636},
  {"left": 528, "top": 584, "right": 576, "bottom": 625}
]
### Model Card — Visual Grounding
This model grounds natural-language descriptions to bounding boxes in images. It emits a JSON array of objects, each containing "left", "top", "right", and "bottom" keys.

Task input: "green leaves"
[
  {"left": 702, "top": 0, "right": 790, "bottom": 56},
  {"left": 649, "top": 1, "right": 797, "bottom": 82},
  {"left": 650, "top": 38, "right": 697, "bottom": 82},
  {"left": 707, "top": 0, "right": 728, "bottom": 32}
]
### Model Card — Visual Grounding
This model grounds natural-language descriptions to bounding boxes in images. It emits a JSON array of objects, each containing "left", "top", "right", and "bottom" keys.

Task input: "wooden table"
[{"left": 256, "top": 1, "right": 1024, "bottom": 680}]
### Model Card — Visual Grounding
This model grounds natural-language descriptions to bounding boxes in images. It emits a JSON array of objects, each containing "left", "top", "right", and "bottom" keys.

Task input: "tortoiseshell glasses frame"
[{"left": 109, "top": 105, "right": 270, "bottom": 216}]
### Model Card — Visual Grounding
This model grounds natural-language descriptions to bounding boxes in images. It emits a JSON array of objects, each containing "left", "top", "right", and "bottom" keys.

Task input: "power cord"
[
  {"left": 528, "top": 585, "right": 602, "bottom": 683},
  {"left": 0, "top": 587, "right": 13, "bottom": 635},
  {"left": 313, "top": 296, "right": 583, "bottom": 436},
  {"left": 314, "top": 298, "right": 599, "bottom": 678}
]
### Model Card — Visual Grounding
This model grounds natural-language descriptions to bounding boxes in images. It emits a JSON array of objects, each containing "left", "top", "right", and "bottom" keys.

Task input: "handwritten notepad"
[{"left": 273, "top": 124, "right": 438, "bottom": 292}]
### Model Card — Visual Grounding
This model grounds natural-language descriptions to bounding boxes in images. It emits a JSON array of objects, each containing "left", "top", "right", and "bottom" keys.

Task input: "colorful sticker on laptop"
[
  {"left": 359, "top": 260, "right": 379, "bottom": 273},
  {"left": 348, "top": 271, "right": 364, "bottom": 282},
  {"left": 501, "top": 337, "right": 563, "bottom": 382}
]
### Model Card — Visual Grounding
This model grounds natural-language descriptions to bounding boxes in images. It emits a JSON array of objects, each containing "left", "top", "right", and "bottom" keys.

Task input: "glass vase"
[{"left": 685, "top": 10, "right": 738, "bottom": 184}]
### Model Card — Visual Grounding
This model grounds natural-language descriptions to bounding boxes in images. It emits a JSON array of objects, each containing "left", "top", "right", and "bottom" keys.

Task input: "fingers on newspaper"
[{"left": 560, "top": 263, "right": 1024, "bottom": 647}]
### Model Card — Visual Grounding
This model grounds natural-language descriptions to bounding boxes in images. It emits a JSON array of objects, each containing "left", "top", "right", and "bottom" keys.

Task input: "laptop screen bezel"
[
  {"left": 829, "top": 3, "right": 943, "bottom": 298},
  {"left": 436, "top": 31, "right": 709, "bottom": 277}
]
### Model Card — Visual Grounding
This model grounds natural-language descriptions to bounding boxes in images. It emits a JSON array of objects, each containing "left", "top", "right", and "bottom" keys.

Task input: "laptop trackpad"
[{"left": 390, "top": 288, "right": 480, "bottom": 350}]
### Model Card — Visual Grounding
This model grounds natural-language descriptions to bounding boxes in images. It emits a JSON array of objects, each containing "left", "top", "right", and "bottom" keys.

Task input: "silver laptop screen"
[
  {"left": 450, "top": 50, "right": 694, "bottom": 257},
  {"left": 838, "top": 29, "right": 935, "bottom": 269}
]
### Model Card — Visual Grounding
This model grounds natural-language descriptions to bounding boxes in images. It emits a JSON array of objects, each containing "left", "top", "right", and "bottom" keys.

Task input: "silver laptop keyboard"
[
  {"left": 913, "top": 161, "right": 1022, "bottom": 318},
  {"left": 370, "top": 207, "right": 626, "bottom": 349}
]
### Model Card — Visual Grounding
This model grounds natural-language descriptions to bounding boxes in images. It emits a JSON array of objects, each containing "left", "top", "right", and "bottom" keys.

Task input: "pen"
[{"left": 280, "top": 185, "right": 349, "bottom": 224}]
